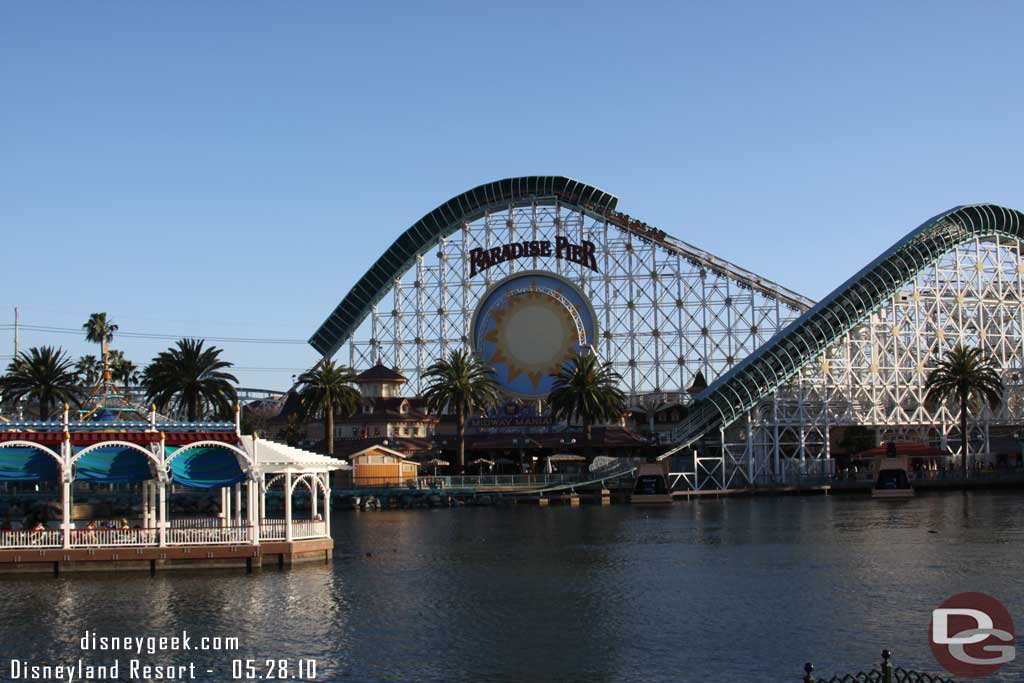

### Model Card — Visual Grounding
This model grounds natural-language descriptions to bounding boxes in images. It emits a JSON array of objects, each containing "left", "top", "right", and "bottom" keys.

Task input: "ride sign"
[{"left": 468, "top": 237, "right": 598, "bottom": 277}]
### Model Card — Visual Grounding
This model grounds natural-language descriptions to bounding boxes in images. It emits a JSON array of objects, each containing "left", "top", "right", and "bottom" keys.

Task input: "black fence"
[{"left": 803, "top": 650, "right": 956, "bottom": 683}]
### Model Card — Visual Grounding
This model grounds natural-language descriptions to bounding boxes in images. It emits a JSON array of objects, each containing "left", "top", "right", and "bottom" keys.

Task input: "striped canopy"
[
  {"left": 0, "top": 446, "right": 60, "bottom": 482},
  {"left": 167, "top": 445, "right": 246, "bottom": 490},
  {"left": 74, "top": 445, "right": 154, "bottom": 483}
]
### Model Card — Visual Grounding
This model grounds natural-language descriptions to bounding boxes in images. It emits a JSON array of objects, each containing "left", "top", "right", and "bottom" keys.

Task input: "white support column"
[
  {"left": 772, "top": 395, "right": 781, "bottom": 483},
  {"left": 158, "top": 434, "right": 167, "bottom": 546},
  {"left": 311, "top": 478, "right": 318, "bottom": 519},
  {"left": 745, "top": 413, "right": 754, "bottom": 483},
  {"left": 222, "top": 487, "right": 230, "bottom": 527},
  {"left": 62, "top": 477, "right": 71, "bottom": 549},
  {"left": 284, "top": 471, "right": 293, "bottom": 542},
  {"left": 158, "top": 480, "right": 167, "bottom": 547},
  {"left": 62, "top": 434, "right": 71, "bottom": 549},
  {"left": 233, "top": 483, "right": 242, "bottom": 526},
  {"left": 323, "top": 472, "right": 331, "bottom": 538},
  {"left": 141, "top": 481, "right": 148, "bottom": 529},
  {"left": 692, "top": 448, "right": 699, "bottom": 491},
  {"left": 248, "top": 480, "right": 259, "bottom": 545},
  {"left": 260, "top": 478, "right": 267, "bottom": 522}
]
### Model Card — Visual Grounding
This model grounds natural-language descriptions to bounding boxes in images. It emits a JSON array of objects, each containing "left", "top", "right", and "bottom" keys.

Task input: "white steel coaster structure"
[
  {"left": 665, "top": 205, "right": 1024, "bottom": 490},
  {"left": 310, "top": 177, "right": 811, "bottom": 399}
]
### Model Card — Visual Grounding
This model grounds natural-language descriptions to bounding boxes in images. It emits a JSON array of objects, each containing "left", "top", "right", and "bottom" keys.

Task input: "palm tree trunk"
[
  {"left": 187, "top": 395, "right": 197, "bottom": 422},
  {"left": 40, "top": 392, "right": 50, "bottom": 421},
  {"left": 960, "top": 386, "right": 969, "bottom": 479},
  {"left": 326, "top": 398, "right": 335, "bottom": 456},
  {"left": 456, "top": 404, "right": 466, "bottom": 473}
]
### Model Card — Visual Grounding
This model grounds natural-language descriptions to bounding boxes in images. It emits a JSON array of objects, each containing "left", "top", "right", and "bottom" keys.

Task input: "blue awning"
[
  {"left": 167, "top": 445, "right": 246, "bottom": 490},
  {"left": 74, "top": 446, "right": 155, "bottom": 483},
  {"left": 0, "top": 446, "right": 61, "bottom": 482}
]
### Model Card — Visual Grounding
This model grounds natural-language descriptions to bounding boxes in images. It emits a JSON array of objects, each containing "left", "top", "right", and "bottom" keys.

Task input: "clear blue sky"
[{"left": 3, "top": 2, "right": 1023, "bottom": 389}]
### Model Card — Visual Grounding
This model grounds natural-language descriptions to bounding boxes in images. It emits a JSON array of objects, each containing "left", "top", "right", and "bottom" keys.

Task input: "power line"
[{"left": 0, "top": 324, "right": 309, "bottom": 345}]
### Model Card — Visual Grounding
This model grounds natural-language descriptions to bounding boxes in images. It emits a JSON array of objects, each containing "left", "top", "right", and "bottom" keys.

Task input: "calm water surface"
[{"left": 2, "top": 491, "right": 1022, "bottom": 682}]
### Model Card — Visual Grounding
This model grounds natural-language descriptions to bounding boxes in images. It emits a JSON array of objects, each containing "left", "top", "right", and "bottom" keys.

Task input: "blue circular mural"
[{"left": 471, "top": 271, "right": 598, "bottom": 398}]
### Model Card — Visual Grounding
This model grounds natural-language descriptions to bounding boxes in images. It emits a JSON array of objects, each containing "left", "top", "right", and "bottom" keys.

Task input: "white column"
[
  {"left": 745, "top": 413, "right": 754, "bottom": 484},
  {"left": 61, "top": 434, "right": 71, "bottom": 549},
  {"left": 149, "top": 481, "right": 157, "bottom": 530},
  {"left": 233, "top": 483, "right": 242, "bottom": 526},
  {"left": 260, "top": 479, "right": 266, "bottom": 521},
  {"left": 322, "top": 472, "right": 331, "bottom": 538},
  {"left": 284, "top": 471, "right": 293, "bottom": 542},
  {"left": 158, "top": 480, "right": 167, "bottom": 547},
  {"left": 222, "top": 487, "right": 230, "bottom": 527},
  {"left": 62, "top": 477, "right": 71, "bottom": 549},
  {"left": 311, "top": 478, "right": 318, "bottom": 518},
  {"left": 249, "top": 481, "right": 260, "bottom": 544}
]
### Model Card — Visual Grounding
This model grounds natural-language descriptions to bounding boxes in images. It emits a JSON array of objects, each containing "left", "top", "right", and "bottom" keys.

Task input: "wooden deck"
[{"left": 0, "top": 537, "right": 332, "bottom": 574}]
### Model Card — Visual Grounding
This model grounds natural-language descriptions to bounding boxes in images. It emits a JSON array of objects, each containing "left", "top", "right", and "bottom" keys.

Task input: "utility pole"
[{"left": 13, "top": 307, "right": 18, "bottom": 359}]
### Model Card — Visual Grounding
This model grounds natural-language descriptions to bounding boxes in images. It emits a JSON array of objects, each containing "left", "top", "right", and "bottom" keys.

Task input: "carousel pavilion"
[{"left": 0, "top": 386, "right": 346, "bottom": 573}]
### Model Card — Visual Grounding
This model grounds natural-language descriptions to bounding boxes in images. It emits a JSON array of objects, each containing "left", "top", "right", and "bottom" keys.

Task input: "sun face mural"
[{"left": 471, "top": 272, "right": 598, "bottom": 398}]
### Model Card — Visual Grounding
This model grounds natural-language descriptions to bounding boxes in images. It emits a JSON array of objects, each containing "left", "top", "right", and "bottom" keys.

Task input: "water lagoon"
[{"left": 2, "top": 491, "right": 1021, "bottom": 682}]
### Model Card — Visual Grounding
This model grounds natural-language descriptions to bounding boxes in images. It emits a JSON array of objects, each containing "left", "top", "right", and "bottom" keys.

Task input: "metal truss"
[
  {"left": 672, "top": 234, "right": 1024, "bottom": 489},
  {"left": 334, "top": 197, "right": 808, "bottom": 398}
]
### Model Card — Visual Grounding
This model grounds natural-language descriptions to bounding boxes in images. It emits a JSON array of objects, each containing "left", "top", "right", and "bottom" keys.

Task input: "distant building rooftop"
[{"left": 354, "top": 363, "right": 407, "bottom": 384}]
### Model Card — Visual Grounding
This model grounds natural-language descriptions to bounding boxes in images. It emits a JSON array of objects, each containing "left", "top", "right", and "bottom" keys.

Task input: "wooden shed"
[{"left": 348, "top": 445, "right": 419, "bottom": 487}]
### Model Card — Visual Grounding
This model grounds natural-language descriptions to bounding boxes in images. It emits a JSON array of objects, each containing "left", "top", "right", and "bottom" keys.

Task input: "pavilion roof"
[{"left": 239, "top": 435, "right": 350, "bottom": 474}]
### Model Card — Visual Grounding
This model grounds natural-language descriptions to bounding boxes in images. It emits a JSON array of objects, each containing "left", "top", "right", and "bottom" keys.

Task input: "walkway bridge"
[{"left": 335, "top": 462, "right": 638, "bottom": 502}]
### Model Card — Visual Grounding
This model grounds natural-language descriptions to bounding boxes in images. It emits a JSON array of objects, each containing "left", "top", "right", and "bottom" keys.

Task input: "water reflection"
[{"left": 1, "top": 491, "right": 1022, "bottom": 682}]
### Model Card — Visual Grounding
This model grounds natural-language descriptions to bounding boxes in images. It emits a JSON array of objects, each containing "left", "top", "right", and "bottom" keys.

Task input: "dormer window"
[{"left": 400, "top": 400, "right": 410, "bottom": 415}]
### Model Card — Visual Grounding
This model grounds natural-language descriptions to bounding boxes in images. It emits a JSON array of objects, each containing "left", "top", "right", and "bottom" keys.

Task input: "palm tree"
[
  {"left": 142, "top": 339, "right": 238, "bottom": 421},
  {"left": 2, "top": 346, "right": 79, "bottom": 420},
  {"left": 108, "top": 350, "right": 139, "bottom": 395},
  {"left": 422, "top": 349, "right": 501, "bottom": 472},
  {"left": 924, "top": 343, "right": 1004, "bottom": 478},
  {"left": 296, "top": 360, "right": 360, "bottom": 456},
  {"left": 75, "top": 354, "right": 103, "bottom": 387},
  {"left": 547, "top": 350, "right": 626, "bottom": 462},
  {"left": 82, "top": 312, "right": 118, "bottom": 375}
]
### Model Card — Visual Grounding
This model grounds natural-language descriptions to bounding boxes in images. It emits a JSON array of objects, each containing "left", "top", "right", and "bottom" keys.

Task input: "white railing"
[
  {"left": 165, "top": 526, "right": 252, "bottom": 545},
  {"left": 260, "top": 519, "right": 286, "bottom": 540},
  {"left": 0, "top": 528, "right": 62, "bottom": 548},
  {"left": 259, "top": 519, "right": 328, "bottom": 541},
  {"left": 291, "top": 520, "right": 327, "bottom": 539},
  {"left": 169, "top": 517, "right": 224, "bottom": 528},
  {"left": 0, "top": 521, "right": 327, "bottom": 549},
  {"left": 412, "top": 473, "right": 584, "bottom": 489},
  {"left": 70, "top": 528, "right": 157, "bottom": 547}
]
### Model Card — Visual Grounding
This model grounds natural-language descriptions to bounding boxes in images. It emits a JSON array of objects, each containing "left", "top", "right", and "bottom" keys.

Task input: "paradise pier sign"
[{"left": 469, "top": 237, "right": 598, "bottom": 277}]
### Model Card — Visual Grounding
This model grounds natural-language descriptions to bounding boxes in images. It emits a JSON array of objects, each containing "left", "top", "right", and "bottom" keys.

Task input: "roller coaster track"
[
  {"left": 658, "top": 203, "right": 1024, "bottom": 458},
  {"left": 310, "top": 176, "right": 814, "bottom": 358}
]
